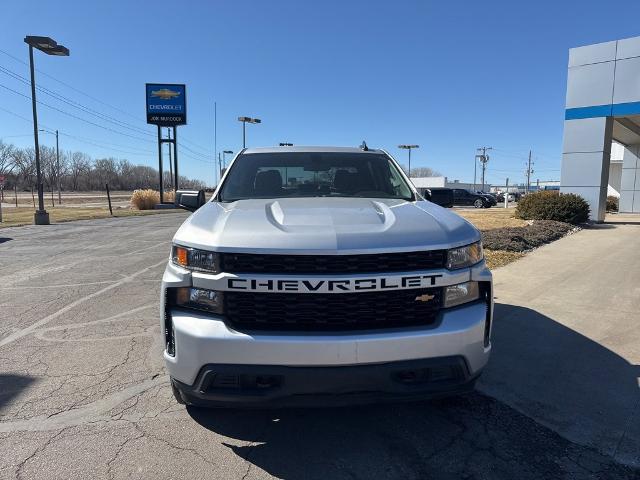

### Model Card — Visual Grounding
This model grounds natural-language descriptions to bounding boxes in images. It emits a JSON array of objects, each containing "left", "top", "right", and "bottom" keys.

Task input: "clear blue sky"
[{"left": 1, "top": 0, "right": 640, "bottom": 187}]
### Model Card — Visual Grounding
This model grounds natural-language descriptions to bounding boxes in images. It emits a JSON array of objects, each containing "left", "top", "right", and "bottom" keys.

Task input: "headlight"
[
  {"left": 446, "top": 241, "right": 483, "bottom": 270},
  {"left": 443, "top": 281, "right": 480, "bottom": 308},
  {"left": 172, "top": 245, "right": 219, "bottom": 273},
  {"left": 170, "top": 287, "right": 224, "bottom": 314}
]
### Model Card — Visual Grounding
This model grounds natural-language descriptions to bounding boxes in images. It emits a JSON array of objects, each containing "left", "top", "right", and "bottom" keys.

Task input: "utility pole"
[
  {"left": 475, "top": 147, "right": 492, "bottom": 191},
  {"left": 525, "top": 150, "right": 534, "bottom": 194},
  {"left": 55, "top": 129, "right": 61, "bottom": 204}
]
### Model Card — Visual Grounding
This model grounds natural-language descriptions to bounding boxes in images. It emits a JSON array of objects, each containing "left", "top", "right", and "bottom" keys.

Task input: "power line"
[
  {"left": 0, "top": 81, "right": 156, "bottom": 144},
  {"left": 0, "top": 64, "right": 155, "bottom": 138},
  {"left": 0, "top": 49, "right": 214, "bottom": 158},
  {"left": 0, "top": 105, "right": 152, "bottom": 156},
  {"left": 0, "top": 47, "right": 145, "bottom": 124}
]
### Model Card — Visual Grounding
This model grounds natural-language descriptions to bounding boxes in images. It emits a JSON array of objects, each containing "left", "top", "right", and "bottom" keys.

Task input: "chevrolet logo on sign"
[{"left": 151, "top": 88, "right": 181, "bottom": 100}]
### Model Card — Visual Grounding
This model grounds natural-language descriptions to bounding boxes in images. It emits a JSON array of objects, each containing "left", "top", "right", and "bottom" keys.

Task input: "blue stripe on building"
[
  {"left": 565, "top": 101, "right": 640, "bottom": 120},
  {"left": 565, "top": 104, "right": 612, "bottom": 120}
]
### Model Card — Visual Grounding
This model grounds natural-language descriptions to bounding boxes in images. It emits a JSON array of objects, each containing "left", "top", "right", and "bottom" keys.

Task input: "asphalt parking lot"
[{"left": 0, "top": 213, "right": 638, "bottom": 479}]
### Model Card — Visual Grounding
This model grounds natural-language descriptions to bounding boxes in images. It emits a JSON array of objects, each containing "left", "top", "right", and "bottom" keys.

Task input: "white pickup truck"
[{"left": 162, "top": 145, "right": 493, "bottom": 407}]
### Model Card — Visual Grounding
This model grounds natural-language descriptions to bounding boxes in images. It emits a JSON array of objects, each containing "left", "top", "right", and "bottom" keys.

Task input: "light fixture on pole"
[
  {"left": 25, "top": 36, "right": 69, "bottom": 225},
  {"left": 238, "top": 116, "right": 261, "bottom": 148},
  {"left": 398, "top": 144, "right": 419, "bottom": 177},
  {"left": 279, "top": 142, "right": 293, "bottom": 146}
]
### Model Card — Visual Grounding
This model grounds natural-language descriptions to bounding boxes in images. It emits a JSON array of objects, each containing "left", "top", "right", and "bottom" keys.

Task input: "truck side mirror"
[
  {"left": 423, "top": 189, "right": 432, "bottom": 201},
  {"left": 175, "top": 190, "right": 206, "bottom": 212}
]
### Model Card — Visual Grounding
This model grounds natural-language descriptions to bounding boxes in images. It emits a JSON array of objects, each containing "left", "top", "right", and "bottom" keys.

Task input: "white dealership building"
[{"left": 563, "top": 36, "right": 640, "bottom": 220}]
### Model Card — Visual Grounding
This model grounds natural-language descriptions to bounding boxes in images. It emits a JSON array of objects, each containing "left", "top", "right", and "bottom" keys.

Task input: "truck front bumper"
[
  {"left": 164, "top": 300, "right": 491, "bottom": 406},
  {"left": 173, "top": 356, "right": 479, "bottom": 407}
]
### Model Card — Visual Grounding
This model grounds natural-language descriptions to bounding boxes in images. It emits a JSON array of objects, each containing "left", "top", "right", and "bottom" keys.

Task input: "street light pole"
[
  {"left": 24, "top": 36, "right": 69, "bottom": 225},
  {"left": 55, "top": 129, "right": 61, "bottom": 204},
  {"left": 398, "top": 145, "right": 419, "bottom": 177},
  {"left": 28, "top": 44, "right": 48, "bottom": 224},
  {"left": 238, "top": 117, "right": 261, "bottom": 148}
]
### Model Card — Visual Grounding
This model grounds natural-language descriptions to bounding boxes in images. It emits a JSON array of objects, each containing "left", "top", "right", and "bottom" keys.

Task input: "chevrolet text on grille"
[{"left": 226, "top": 274, "right": 445, "bottom": 292}]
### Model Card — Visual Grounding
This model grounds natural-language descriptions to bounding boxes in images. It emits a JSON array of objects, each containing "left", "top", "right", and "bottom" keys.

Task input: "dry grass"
[
  {"left": 130, "top": 189, "right": 174, "bottom": 210},
  {"left": 454, "top": 208, "right": 529, "bottom": 269},
  {"left": 0, "top": 206, "right": 179, "bottom": 228},
  {"left": 484, "top": 250, "right": 525, "bottom": 269},
  {"left": 456, "top": 208, "right": 527, "bottom": 230}
]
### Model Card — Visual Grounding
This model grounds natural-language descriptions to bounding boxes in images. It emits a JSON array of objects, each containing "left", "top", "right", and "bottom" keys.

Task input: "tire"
[{"left": 473, "top": 198, "right": 483, "bottom": 208}]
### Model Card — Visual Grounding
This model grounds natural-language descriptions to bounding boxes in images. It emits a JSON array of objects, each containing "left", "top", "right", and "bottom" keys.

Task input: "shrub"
[
  {"left": 130, "top": 189, "right": 159, "bottom": 210},
  {"left": 606, "top": 196, "right": 618, "bottom": 212},
  {"left": 515, "top": 191, "right": 590, "bottom": 224},
  {"left": 130, "top": 189, "right": 175, "bottom": 210},
  {"left": 481, "top": 220, "right": 576, "bottom": 252}
]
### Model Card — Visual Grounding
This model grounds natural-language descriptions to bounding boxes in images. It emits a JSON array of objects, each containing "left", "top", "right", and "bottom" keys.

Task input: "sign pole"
[
  {"left": 173, "top": 126, "right": 179, "bottom": 192},
  {"left": 157, "top": 125, "right": 164, "bottom": 204}
]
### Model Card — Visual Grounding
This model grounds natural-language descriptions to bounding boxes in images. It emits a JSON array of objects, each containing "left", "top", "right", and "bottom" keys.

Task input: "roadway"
[{"left": 0, "top": 213, "right": 638, "bottom": 479}]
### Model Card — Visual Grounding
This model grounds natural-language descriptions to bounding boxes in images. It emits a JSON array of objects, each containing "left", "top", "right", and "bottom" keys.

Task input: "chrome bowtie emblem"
[{"left": 415, "top": 293, "right": 435, "bottom": 303}]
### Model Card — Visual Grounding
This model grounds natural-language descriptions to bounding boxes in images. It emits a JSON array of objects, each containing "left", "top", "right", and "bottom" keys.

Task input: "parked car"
[
  {"left": 422, "top": 187, "right": 454, "bottom": 208},
  {"left": 452, "top": 189, "right": 494, "bottom": 208},
  {"left": 477, "top": 192, "right": 498, "bottom": 206}
]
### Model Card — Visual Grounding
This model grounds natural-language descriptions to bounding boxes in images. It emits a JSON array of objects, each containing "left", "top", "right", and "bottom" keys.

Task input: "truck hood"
[{"left": 173, "top": 197, "right": 480, "bottom": 254}]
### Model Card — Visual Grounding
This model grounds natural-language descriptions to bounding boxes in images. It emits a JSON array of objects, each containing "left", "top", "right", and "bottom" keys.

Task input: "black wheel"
[
  {"left": 473, "top": 198, "right": 483, "bottom": 208},
  {"left": 171, "top": 380, "right": 186, "bottom": 405}
]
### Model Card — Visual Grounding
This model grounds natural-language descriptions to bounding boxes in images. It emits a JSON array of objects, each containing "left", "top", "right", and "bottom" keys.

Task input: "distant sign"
[{"left": 145, "top": 83, "right": 186, "bottom": 126}]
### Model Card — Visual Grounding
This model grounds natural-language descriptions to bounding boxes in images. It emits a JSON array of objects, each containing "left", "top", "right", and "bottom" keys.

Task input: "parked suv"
[
  {"left": 164, "top": 146, "right": 493, "bottom": 407},
  {"left": 452, "top": 189, "right": 494, "bottom": 208},
  {"left": 419, "top": 187, "right": 454, "bottom": 208}
]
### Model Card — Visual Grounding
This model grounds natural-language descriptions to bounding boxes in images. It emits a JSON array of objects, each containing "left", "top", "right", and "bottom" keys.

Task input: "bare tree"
[
  {"left": 93, "top": 157, "right": 118, "bottom": 190},
  {"left": 0, "top": 140, "right": 207, "bottom": 192},
  {"left": 0, "top": 141, "right": 15, "bottom": 177},
  {"left": 40, "top": 145, "right": 58, "bottom": 191},
  {"left": 69, "top": 151, "right": 91, "bottom": 191},
  {"left": 12, "top": 148, "right": 35, "bottom": 188},
  {"left": 400, "top": 165, "right": 442, "bottom": 178}
]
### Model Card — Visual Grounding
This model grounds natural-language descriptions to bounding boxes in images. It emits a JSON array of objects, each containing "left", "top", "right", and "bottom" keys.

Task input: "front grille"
[
  {"left": 224, "top": 288, "right": 442, "bottom": 331},
  {"left": 220, "top": 250, "right": 447, "bottom": 274}
]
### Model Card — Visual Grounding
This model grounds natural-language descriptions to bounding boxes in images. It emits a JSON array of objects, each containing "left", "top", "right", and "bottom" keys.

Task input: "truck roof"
[{"left": 242, "top": 146, "right": 386, "bottom": 154}]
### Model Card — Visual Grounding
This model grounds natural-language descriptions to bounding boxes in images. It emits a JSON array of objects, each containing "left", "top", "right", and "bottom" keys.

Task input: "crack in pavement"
[
  {"left": 0, "top": 260, "right": 166, "bottom": 349},
  {"left": 0, "top": 376, "right": 169, "bottom": 432}
]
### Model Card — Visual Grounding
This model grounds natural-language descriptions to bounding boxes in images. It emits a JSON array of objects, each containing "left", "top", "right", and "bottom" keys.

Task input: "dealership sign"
[{"left": 145, "top": 83, "right": 186, "bottom": 126}]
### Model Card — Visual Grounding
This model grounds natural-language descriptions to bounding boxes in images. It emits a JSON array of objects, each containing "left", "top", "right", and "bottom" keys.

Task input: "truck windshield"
[{"left": 218, "top": 152, "right": 414, "bottom": 201}]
